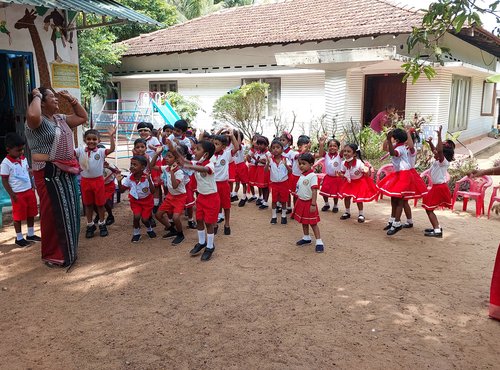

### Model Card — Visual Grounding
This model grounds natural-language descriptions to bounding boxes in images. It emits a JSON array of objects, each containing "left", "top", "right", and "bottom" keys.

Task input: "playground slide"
[{"left": 152, "top": 100, "right": 181, "bottom": 125}]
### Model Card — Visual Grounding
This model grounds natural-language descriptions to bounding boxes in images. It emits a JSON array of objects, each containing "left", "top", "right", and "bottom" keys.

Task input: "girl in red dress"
[{"left": 320, "top": 137, "right": 344, "bottom": 213}]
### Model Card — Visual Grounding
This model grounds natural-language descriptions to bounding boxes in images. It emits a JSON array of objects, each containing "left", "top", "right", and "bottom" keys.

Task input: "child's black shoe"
[
  {"left": 387, "top": 225, "right": 402, "bottom": 236},
  {"left": 259, "top": 204, "right": 268, "bottom": 209},
  {"left": 15, "top": 238, "right": 31, "bottom": 247},
  {"left": 315, "top": 244, "right": 324, "bottom": 253},
  {"left": 321, "top": 205, "right": 330, "bottom": 212},
  {"left": 270, "top": 217, "right": 277, "bottom": 224},
  {"left": 105, "top": 215, "right": 115, "bottom": 225},
  {"left": 190, "top": 243, "right": 206, "bottom": 255},
  {"left": 26, "top": 235, "right": 42, "bottom": 242},
  {"left": 201, "top": 247, "right": 215, "bottom": 261},
  {"left": 131, "top": 234, "right": 141, "bottom": 243},
  {"left": 172, "top": 233, "right": 185, "bottom": 245},
  {"left": 424, "top": 229, "right": 443, "bottom": 238},
  {"left": 147, "top": 230, "right": 157, "bottom": 238},
  {"left": 99, "top": 224, "right": 108, "bottom": 237},
  {"left": 187, "top": 220, "right": 197, "bottom": 229},
  {"left": 85, "top": 224, "right": 96, "bottom": 238},
  {"left": 248, "top": 196, "right": 257, "bottom": 203},
  {"left": 340, "top": 213, "right": 350, "bottom": 220},
  {"left": 357, "top": 215, "right": 365, "bottom": 223},
  {"left": 217, "top": 217, "right": 224, "bottom": 224},
  {"left": 332, "top": 207, "right": 339, "bottom": 213},
  {"left": 238, "top": 198, "right": 247, "bottom": 207},
  {"left": 256, "top": 199, "right": 263, "bottom": 206},
  {"left": 296, "top": 239, "right": 312, "bottom": 246},
  {"left": 281, "top": 217, "right": 287, "bottom": 225},
  {"left": 230, "top": 195, "right": 239, "bottom": 202},
  {"left": 383, "top": 222, "right": 393, "bottom": 231},
  {"left": 403, "top": 222, "right": 413, "bottom": 228},
  {"left": 224, "top": 226, "right": 231, "bottom": 235}
]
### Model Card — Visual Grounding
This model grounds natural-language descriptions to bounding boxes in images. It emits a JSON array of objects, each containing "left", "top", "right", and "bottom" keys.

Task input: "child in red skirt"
[
  {"left": 137, "top": 122, "right": 162, "bottom": 213},
  {"left": 232, "top": 130, "right": 250, "bottom": 207},
  {"left": 377, "top": 129, "right": 427, "bottom": 235},
  {"left": 246, "top": 134, "right": 259, "bottom": 203},
  {"left": 292, "top": 153, "right": 324, "bottom": 253},
  {"left": 265, "top": 139, "right": 292, "bottom": 225},
  {"left": 0, "top": 133, "right": 40, "bottom": 247},
  {"left": 320, "top": 137, "right": 343, "bottom": 213},
  {"left": 180, "top": 141, "right": 220, "bottom": 261},
  {"left": 117, "top": 156, "right": 157, "bottom": 242},
  {"left": 280, "top": 131, "right": 295, "bottom": 213},
  {"left": 339, "top": 143, "right": 379, "bottom": 223},
  {"left": 254, "top": 136, "right": 271, "bottom": 209},
  {"left": 421, "top": 126, "right": 455, "bottom": 238}
]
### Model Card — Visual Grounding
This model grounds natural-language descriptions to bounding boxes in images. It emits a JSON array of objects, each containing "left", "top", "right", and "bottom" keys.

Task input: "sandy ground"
[{"left": 1, "top": 151, "right": 500, "bottom": 369}]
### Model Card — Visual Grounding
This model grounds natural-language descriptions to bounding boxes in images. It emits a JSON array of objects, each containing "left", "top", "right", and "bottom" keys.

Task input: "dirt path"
[{"left": 1, "top": 189, "right": 499, "bottom": 369}]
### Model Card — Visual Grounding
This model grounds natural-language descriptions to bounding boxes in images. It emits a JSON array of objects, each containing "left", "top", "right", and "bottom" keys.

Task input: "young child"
[
  {"left": 254, "top": 136, "right": 271, "bottom": 209},
  {"left": 292, "top": 153, "right": 324, "bottom": 253},
  {"left": 265, "top": 139, "right": 292, "bottom": 224},
  {"left": 117, "top": 156, "right": 157, "bottom": 242},
  {"left": 180, "top": 141, "right": 220, "bottom": 261},
  {"left": 377, "top": 129, "right": 427, "bottom": 235},
  {"left": 152, "top": 145, "right": 189, "bottom": 245},
  {"left": 421, "top": 126, "right": 454, "bottom": 238},
  {"left": 246, "top": 134, "right": 260, "bottom": 203},
  {"left": 319, "top": 137, "right": 343, "bottom": 213},
  {"left": 338, "top": 144, "right": 378, "bottom": 223},
  {"left": 137, "top": 122, "right": 162, "bottom": 214},
  {"left": 0, "top": 133, "right": 40, "bottom": 247},
  {"left": 167, "top": 119, "right": 192, "bottom": 149},
  {"left": 212, "top": 130, "right": 240, "bottom": 235},
  {"left": 101, "top": 160, "right": 120, "bottom": 225},
  {"left": 75, "top": 128, "right": 116, "bottom": 238},
  {"left": 232, "top": 130, "right": 249, "bottom": 207},
  {"left": 163, "top": 124, "right": 174, "bottom": 138},
  {"left": 280, "top": 131, "right": 295, "bottom": 212}
]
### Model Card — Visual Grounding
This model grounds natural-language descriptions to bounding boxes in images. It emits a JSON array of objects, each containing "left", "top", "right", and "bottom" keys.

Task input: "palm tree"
[{"left": 167, "top": 0, "right": 254, "bottom": 21}]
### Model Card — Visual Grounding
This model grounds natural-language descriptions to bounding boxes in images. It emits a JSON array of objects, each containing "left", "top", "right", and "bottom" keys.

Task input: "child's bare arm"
[
  {"left": 105, "top": 126, "right": 116, "bottom": 155},
  {"left": 1, "top": 177, "right": 17, "bottom": 202},
  {"left": 435, "top": 126, "right": 444, "bottom": 162}
]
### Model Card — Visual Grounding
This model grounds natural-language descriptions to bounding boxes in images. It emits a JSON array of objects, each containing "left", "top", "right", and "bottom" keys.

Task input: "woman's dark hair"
[
  {"left": 271, "top": 139, "right": 283, "bottom": 148},
  {"left": 327, "top": 137, "right": 341, "bottom": 148},
  {"left": 297, "top": 135, "right": 311, "bottom": 147},
  {"left": 131, "top": 155, "right": 148, "bottom": 168},
  {"left": 29, "top": 87, "right": 51, "bottom": 104},
  {"left": 84, "top": 129, "right": 100, "bottom": 138},
  {"left": 213, "top": 135, "right": 228, "bottom": 146},
  {"left": 443, "top": 140, "right": 455, "bottom": 162},
  {"left": 345, "top": 143, "right": 365, "bottom": 162},
  {"left": 199, "top": 140, "right": 216, "bottom": 159},
  {"left": 385, "top": 104, "right": 395, "bottom": 111},
  {"left": 176, "top": 143, "right": 193, "bottom": 161},
  {"left": 134, "top": 138, "right": 147, "bottom": 147},
  {"left": 5, "top": 132, "right": 25, "bottom": 148},
  {"left": 391, "top": 128, "right": 407, "bottom": 143},
  {"left": 174, "top": 119, "right": 189, "bottom": 132},
  {"left": 298, "top": 152, "right": 315, "bottom": 165}
]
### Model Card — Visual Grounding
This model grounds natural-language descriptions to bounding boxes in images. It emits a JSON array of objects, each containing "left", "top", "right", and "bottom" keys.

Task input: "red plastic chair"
[
  {"left": 413, "top": 169, "right": 450, "bottom": 207},
  {"left": 451, "top": 175, "right": 493, "bottom": 217},
  {"left": 375, "top": 164, "right": 394, "bottom": 199},
  {"left": 487, "top": 184, "right": 500, "bottom": 219},
  {"left": 312, "top": 158, "right": 326, "bottom": 183}
]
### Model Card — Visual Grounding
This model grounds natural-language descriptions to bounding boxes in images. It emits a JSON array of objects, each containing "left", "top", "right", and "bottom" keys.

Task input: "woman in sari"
[{"left": 25, "top": 87, "right": 87, "bottom": 268}]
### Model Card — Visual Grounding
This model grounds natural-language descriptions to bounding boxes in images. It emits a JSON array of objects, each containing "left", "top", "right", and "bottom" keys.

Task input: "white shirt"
[
  {"left": 167, "top": 134, "right": 192, "bottom": 149},
  {"left": 103, "top": 162, "right": 120, "bottom": 185},
  {"left": 145, "top": 136, "right": 161, "bottom": 158},
  {"left": 341, "top": 158, "right": 365, "bottom": 182},
  {"left": 255, "top": 150, "right": 271, "bottom": 167},
  {"left": 429, "top": 158, "right": 449, "bottom": 184},
  {"left": 287, "top": 149, "right": 303, "bottom": 176},
  {"left": 75, "top": 147, "right": 107, "bottom": 178},
  {"left": 323, "top": 152, "right": 342, "bottom": 176},
  {"left": 295, "top": 170, "right": 319, "bottom": 200},
  {"left": 247, "top": 148, "right": 258, "bottom": 166},
  {"left": 193, "top": 160, "right": 217, "bottom": 195},
  {"left": 161, "top": 166, "right": 187, "bottom": 195},
  {"left": 213, "top": 148, "right": 233, "bottom": 182},
  {"left": 122, "top": 174, "right": 152, "bottom": 200},
  {"left": 391, "top": 144, "right": 411, "bottom": 172},
  {"left": 233, "top": 143, "right": 246, "bottom": 165},
  {"left": 0, "top": 156, "right": 32, "bottom": 193},
  {"left": 269, "top": 157, "right": 291, "bottom": 183}
]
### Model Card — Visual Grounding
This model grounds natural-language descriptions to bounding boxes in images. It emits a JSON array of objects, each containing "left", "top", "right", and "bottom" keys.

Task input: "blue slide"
[{"left": 152, "top": 99, "right": 181, "bottom": 125}]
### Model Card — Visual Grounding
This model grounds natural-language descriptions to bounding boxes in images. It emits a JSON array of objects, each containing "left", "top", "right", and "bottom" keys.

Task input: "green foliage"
[
  {"left": 358, "top": 127, "right": 387, "bottom": 170},
  {"left": 162, "top": 92, "right": 202, "bottom": 123},
  {"left": 220, "top": 0, "right": 253, "bottom": 7},
  {"left": 212, "top": 82, "right": 268, "bottom": 140},
  {"left": 448, "top": 155, "right": 478, "bottom": 193},
  {"left": 167, "top": 0, "right": 221, "bottom": 21}
]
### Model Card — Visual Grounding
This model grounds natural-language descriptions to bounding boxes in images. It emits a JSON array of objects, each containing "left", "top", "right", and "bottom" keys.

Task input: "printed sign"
[{"left": 51, "top": 63, "right": 79, "bottom": 88}]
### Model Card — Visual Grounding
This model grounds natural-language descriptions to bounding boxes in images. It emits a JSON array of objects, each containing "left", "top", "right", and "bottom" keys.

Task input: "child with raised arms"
[
  {"left": 319, "top": 137, "right": 343, "bottom": 213},
  {"left": 265, "top": 139, "right": 292, "bottom": 224},
  {"left": 75, "top": 127, "right": 116, "bottom": 238},
  {"left": 246, "top": 134, "right": 259, "bottom": 203},
  {"left": 280, "top": 131, "right": 295, "bottom": 213},
  {"left": 137, "top": 122, "right": 162, "bottom": 214},
  {"left": 232, "top": 130, "right": 250, "bottom": 207},
  {"left": 0, "top": 133, "right": 40, "bottom": 247},
  {"left": 117, "top": 156, "right": 157, "bottom": 242},
  {"left": 292, "top": 153, "right": 324, "bottom": 252}
]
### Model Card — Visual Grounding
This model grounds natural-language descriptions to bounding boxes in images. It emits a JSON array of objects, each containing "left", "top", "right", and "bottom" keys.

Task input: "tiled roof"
[{"left": 121, "top": 0, "right": 423, "bottom": 56}]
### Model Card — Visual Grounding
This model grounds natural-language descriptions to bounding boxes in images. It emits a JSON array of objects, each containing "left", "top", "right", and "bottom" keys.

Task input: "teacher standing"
[
  {"left": 370, "top": 104, "right": 397, "bottom": 133},
  {"left": 25, "top": 87, "right": 87, "bottom": 268}
]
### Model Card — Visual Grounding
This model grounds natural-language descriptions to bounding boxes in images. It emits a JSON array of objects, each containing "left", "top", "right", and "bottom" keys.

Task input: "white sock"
[
  {"left": 393, "top": 221, "right": 401, "bottom": 227},
  {"left": 16, "top": 232, "right": 23, "bottom": 241},
  {"left": 198, "top": 230, "right": 206, "bottom": 245},
  {"left": 303, "top": 235, "right": 311, "bottom": 241},
  {"left": 316, "top": 239, "right": 323, "bottom": 245},
  {"left": 259, "top": 195, "right": 263, "bottom": 200},
  {"left": 272, "top": 209, "right": 277, "bottom": 218},
  {"left": 133, "top": 228, "right": 140, "bottom": 236},
  {"left": 27, "top": 227, "right": 35, "bottom": 237},
  {"left": 345, "top": 208, "right": 350, "bottom": 214},
  {"left": 324, "top": 201, "right": 330, "bottom": 207},
  {"left": 262, "top": 201, "right": 268, "bottom": 206},
  {"left": 231, "top": 192, "right": 237, "bottom": 197},
  {"left": 154, "top": 198, "right": 160, "bottom": 206},
  {"left": 388, "top": 217, "right": 395, "bottom": 223},
  {"left": 242, "top": 194, "right": 247, "bottom": 200},
  {"left": 406, "top": 218, "right": 413, "bottom": 224},
  {"left": 188, "top": 217, "right": 194, "bottom": 222},
  {"left": 147, "top": 226, "right": 153, "bottom": 232},
  {"left": 277, "top": 202, "right": 282, "bottom": 207},
  {"left": 218, "top": 212, "right": 224, "bottom": 219},
  {"left": 87, "top": 222, "right": 94, "bottom": 227},
  {"left": 359, "top": 210, "right": 364, "bottom": 216},
  {"left": 281, "top": 209, "right": 287, "bottom": 218},
  {"left": 287, "top": 206, "right": 292, "bottom": 211},
  {"left": 98, "top": 220, "right": 106, "bottom": 226},
  {"left": 206, "top": 233, "right": 215, "bottom": 249},
  {"left": 434, "top": 228, "right": 442, "bottom": 233}
]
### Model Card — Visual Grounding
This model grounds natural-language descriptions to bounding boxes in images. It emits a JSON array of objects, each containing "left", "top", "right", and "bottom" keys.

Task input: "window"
[
  {"left": 241, "top": 77, "right": 281, "bottom": 116},
  {"left": 448, "top": 75, "right": 471, "bottom": 132},
  {"left": 481, "top": 81, "right": 496, "bottom": 116},
  {"left": 149, "top": 80, "right": 178, "bottom": 93}
]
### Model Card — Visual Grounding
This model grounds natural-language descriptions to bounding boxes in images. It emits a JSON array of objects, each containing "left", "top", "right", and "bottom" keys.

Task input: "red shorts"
[
  {"left": 270, "top": 180, "right": 290, "bottom": 204},
  {"left": 185, "top": 187, "right": 196, "bottom": 209},
  {"left": 248, "top": 165, "right": 257, "bottom": 186},
  {"left": 12, "top": 189, "right": 38, "bottom": 221},
  {"left": 81, "top": 176, "right": 106, "bottom": 206},
  {"left": 129, "top": 194, "right": 154, "bottom": 219},
  {"left": 235, "top": 162, "right": 249, "bottom": 184},
  {"left": 229, "top": 162, "right": 236, "bottom": 183},
  {"left": 151, "top": 168, "right": 162, "bottom": 187},
  {"left": 216, "top": 180, "right": 231, "bottom": 209},
  {"left": 254, "top": 166, "right": 270, "bottom": 188},
  {"left": 196, "top": 192, "right": 220, "bottom": 224},
  {"left": 289, "top": 174, "right": 300, "bottom": 193},
  {"left": 104, "top": 181, "right": 116, "bottom": 201},
  {"left": 159, "top": 192, "right": 187, "bottom": 214}
]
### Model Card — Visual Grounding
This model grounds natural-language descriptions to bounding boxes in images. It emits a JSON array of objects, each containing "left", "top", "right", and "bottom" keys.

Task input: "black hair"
[
  {"left": 134, "top": 138, "right": 147, "bottom": 147},
  {"left": 97, "top": 144, "right": 106, "bottom": 149},
  {"left": 5, "top": 132, "right": 25, "bottom": 148},
  {"left": 163, "top": 124, "right": 174, "bottom": 131},
  {"left": 327, "top": 137, "right": 341, "bottom": 148},
  {"left": 297, "top": 135, "right": 311, "bottom": 147},
  {"left": 256, "top": 136, "right": 269, "bottom": 146},
  {"left": 137, "top": 122, "right": 153, "bottom": 131},
  {"left": 234, "top": 130, "right": 244, "bottom": 142},
  {"left": 298, "top": 152, "right": 315, "bottom": 165},
  {"left": 213, "top": 135, "right": 228, "bottom": 146},
  {"left": 199, "top": 140, "right": 216, "bottom": 159},
  {"left": 176, "top": 143, "right": 193, "bottom": 161},
  {"left": 443, "top": 140, "right": 455, "bottom": 162},
  {"left": 391, "top": 128, "right": 408, "bottom": 143},
  {"left": 280, "top": 132, "right": 294, "bottom": 146},
  {"left": 174, "top": 119, "right": 188, "bottom": 132},
  {"left": 386, "top": 104, "right": 395, "bottom": 111},
  {"left": 409, "top": 130, "right": 420, "bottom": 144},
  {"left": 84, "top": 129, "right": 100, "bottom": 139},
  {"left": 28, "top": 86, "right": 51, "bottom": 104},
  {"left": 131, "top": 155, "right": 148, "bottom": 168},
  {"left": 271, "top": 139, "right": 283, "bottom": 148},
  {"left": 345, "top": 143, "right": 365, "bottom": 162},
  {"left": 188, "top": 136, "right": 198, "bottom": 145}
]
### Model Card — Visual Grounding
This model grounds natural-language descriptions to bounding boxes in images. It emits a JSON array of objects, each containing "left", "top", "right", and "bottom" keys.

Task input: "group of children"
[{"left": 1, "top": 119, "right": 456, "bottom": 261}]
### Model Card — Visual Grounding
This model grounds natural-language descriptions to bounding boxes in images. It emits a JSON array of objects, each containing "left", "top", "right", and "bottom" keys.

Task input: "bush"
[
  {"left": 448, "top": 156, "right": 478, "bottom": 193},
  {"left": 162, "top": 92, "right": 202, "bottom": 124}
]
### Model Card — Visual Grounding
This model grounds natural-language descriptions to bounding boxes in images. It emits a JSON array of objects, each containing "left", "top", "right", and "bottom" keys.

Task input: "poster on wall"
[{"left": 51, "top": 62, "right": 79, "bottom": 88}]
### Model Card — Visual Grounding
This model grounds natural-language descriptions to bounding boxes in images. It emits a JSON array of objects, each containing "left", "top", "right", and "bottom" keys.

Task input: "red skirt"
[
  {"left": 216, "top": 180, "right": 231, "bottom": 209},
  {"left": 235, "top": 162, "right": 249, "bottom": 184},
  {"left": 228, "top": 162, "right": 236, "bottom": 183},
  {"left": 490, "top": 244, "right": 500, "bottom": 320},
  {"left": 377, "top": 169, "right": 428, "bottom": 199},
  {"left": 248, "top": 165, "right": 257, "bottom": 186},
  {"left": 270, "top": 180, "right": 289, "bottom": 203},
  {"left": 289, "top": 174, "right": 300, "bottom": 193},
  {"left": 254, "top": 166, "right": 270, "bottom": 188},
  {"left": 320, "top": 175, "right": 344, "bottom": 198},
  {"left": 340, "top": 176, "right": 379, "bottom": 202},
  {"left": 292, "top": 198, "right": 320, "bottom": 225},
  {"left": 422, "top": 183, "right": 451, "bottom": 210}
]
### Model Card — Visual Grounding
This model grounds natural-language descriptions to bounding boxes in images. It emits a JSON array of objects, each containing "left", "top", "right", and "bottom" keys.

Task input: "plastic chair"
[
  {"left": 0, "top": 181, "right": 13, "bottom": 228},
  {"left": 451, "top": 175, "right": 493, "bottom": 217},
  {"left": 375, "top": 164, "right": 394, "bottom": 199},
  {"left": 487, "top": 184, "right": 500, "bottom": 219},
  {"left": 312, "top": 158, "right": 326, "bottom": 183},
  {"left": 413, "top": 169, "right": 450, "bottom": 207}
]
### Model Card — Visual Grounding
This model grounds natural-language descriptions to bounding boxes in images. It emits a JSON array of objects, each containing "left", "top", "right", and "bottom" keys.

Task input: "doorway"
[{"left": 363, "top": 73, "right": 407, "bottom": 125}]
